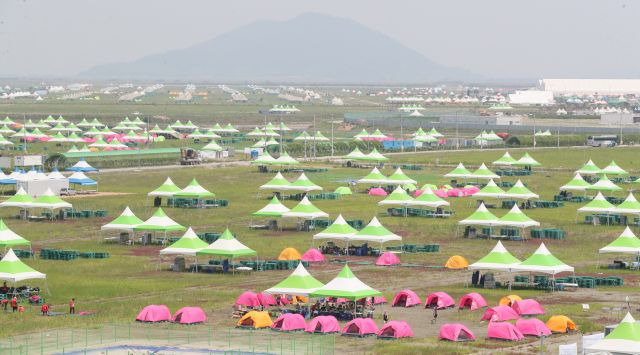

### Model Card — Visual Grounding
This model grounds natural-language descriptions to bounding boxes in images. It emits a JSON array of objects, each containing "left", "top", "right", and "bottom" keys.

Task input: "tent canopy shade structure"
[
  {"left": 497, "top": 204, "right": 540, "bottom": 228},
  {"left": 259, "top": 172, "right": 291, "bottom": 190},
  {"left": 471, "top": 163, "right": 500, "bottom": 180},
  {"left": 469, "top": 241, "right": 521, "bottom": 271},
  {"left": 492, "top": 152, "right": 518, "bottom": 166},
  {"left": 386, "top": 168, "right": 417, "bottom": 185},
  {"left": 264, "top": 263, "right": 324, "bottom": 296},
  {"left": 30, "top": 188, "right": 72, "bottom": 210},
  {"left": 599, "top": 226, "right": 640, "bottom": 254},
  {"left": 282, "top": 196, "right": 329, "bottom": 219},
  {"left": 357, "top": 167, "right": 388, "bottom": 185},
  {"left": 473, "top": 179, "right": 506, "bottom": 199},
  {"left": 363, "top": 148, "right": 388, "bottom": 162},
  {"left": 133, "top": 208, "right": 186, "bottom": 232},
  {"left": 173, "top": 179, "right": 215, "bottom": 198},
  {"left": 512, "top": 153, "right": 541, "bottom": 167},
  {"left": 344, "top": 147, "right": 367, "bottom": 160},
  {"left": 444, "top": 163, "right": 473, "bottom": 179},
  {"left": 274, "top": 152, "right": 299, "bottom": 166},
  {"left": 285, "top": 173, "right": 322, "bottom": 192},
  {"left": 0, "top": 220, "right": 30, "bottom": 248},
  {"left": 459, "top": 203, "right": 499, "bottom": 226},
  {"left": 101, "top": 206, "right": 144, "bottom": 231},
  {"left": 576, "top": 160, "right": 602, "bottom": 175},
  {"left": 504, "top": 180, "right": 539, "bottom": 200},
  {"left": 252, "top": 196, "right": 290, "bottom": 217},
  {"left": 616, "top": 193, "right": 640, "bottom": 214},
  {"left": 351, "top": 217, "right": 402, "bottom": 244},
  {"left": 160, "top": 227, "right": 209, "bottom": 256},
  {"left": 601, "top": 160, "right": 628, "bottom": 176},
  {"left": 378, "top": 186, "right": 414, "bottom": 206},
  {"left": 586, "top": 174, "right": 622, "bottom": 192},
  {"left": 0, "top": 248, "right": 46, "bottom": 283},
  {"left": 586, "top": 312, "right": 640, "bottom": 354},
  {"left": 196, "top": 229, "right": 257, "bottom": 258},
  {"left": 313, "top": 214, "right": 357, "bottom": 240},
  {"left": 409, "top": 187, "right": 449, "bottom": 208},
  {"left": 0, "top": 187, "right": 34, "bottom": 208},
  {"left": 560, "top": 173, "right": 591, "bottom": 191},
  {"left": 67, "top": 159, "right": 98, "bottom": 172},
  {"left": 577, "top": 192, "right": 616, "bottom": 213},
  {"left": 310, "top": 264, "right": 381, "bottom": 300},
  {"left": 148, "top": 178, "right": 182, "bottom": 197},
  {"left": 512, "top": 243, "right": 574, "bottom": 275}
]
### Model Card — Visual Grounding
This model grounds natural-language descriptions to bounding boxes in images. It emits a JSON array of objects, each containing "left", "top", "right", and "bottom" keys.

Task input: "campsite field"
[{"left": 1, "top": 146, "right": 640, "bottom": 353}]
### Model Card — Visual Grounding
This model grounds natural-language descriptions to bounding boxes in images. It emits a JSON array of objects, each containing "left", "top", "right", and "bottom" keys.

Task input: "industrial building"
[
  {"left": 540, "top": 79, "right": 640, "bottom": 96},
  {"left": 600, "top": 113, "right": 640, "bottom": 125},
  {"left": 508, "top": 90, "right": 554, "bottom": 105}
]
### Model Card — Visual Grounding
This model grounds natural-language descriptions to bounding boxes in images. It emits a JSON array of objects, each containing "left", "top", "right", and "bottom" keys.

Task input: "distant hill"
[{"left": 80, "top": 13, "right": 477, "bottom": 83}]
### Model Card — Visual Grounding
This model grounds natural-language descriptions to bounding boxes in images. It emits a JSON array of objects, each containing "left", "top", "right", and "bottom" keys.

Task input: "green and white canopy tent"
[
  {"left": 282, "top": 196, "right": 329, "bottom": 220},
  {"left": 576, "top": 159, "right": 601, "bottom": 175},
  {"left": 0, "top": 187, "right": 34, "bottom": 209},
  {"left": 386, "top": 168, "right": 417, "bottom": 185},
  {"left": 246, "top": 127, "right": 265, "bottom": 137},
  {"left": 201, "top": 141, "right": 223, "bottom": 152},
  {"left": 344, "top": 147, "right": 367, "bottom": 160},
  {"left": 511, "top": 153, "right": 541, "bottom": 167},
  {"left": 82, "top": 127, "right": 102, "bottom": 137},
  {"left": 259, "top": 172, "right": 291, "bottom": 190},
  {"left": 0, "top": 248, "right": 46, "bottom": 283},
  {"left": 409, "top": 187, "right": 450, "bottom": 208},
  {"left": 504, "top": 180, "right": 539, "bottom": 200},
  {"left": 378, "top": 186, "right": 414, "bottom": 208},
  {"left": 601, "top": 160, "right": 628, "bottom": 176},
  {"left": 599, "top": 227, "right": 640, "bottom": 255},
  {"left": 148, "top": 177, "right": 182, "bottom": 197},
  {"left": 252, "top": 196, "right": 290, "bottom": 217},
  {"left": 469, "top": 241, "right": 521, "bottom": 271},
  {"left": 0, "top": 125, "right": 15, "bottom": 135},
  {"left": 222, "top": 123, "right": 239, "bottom": 133},
  {"left": 560, "top": 173, "right": 591, "bottom": 191},
  {"left": 313, "top": 131, "right": 329, "bottom": 142},
  {"left": 497, "top": 204, "right": 540, "bottom": 229},
  {"left": 357, "top": 167, "right": 388, "bottom": 185},
  {"left": 100, "top": 206, "right": 143, "bottom": 232},
  {"left": 313, "top": 214, "right": 357, "bottom": 241},
  {"left": 616, "top": 193, "right": 640, "bottom": 214},
  {"left": 353, "top": 129, "right": 371, "bottom": 140},
  {"left": 334, "top": 186, "right": 353, "bottom": 195},
  {"left": 458, "top": 203, "right": 500, "bottom": 236},
  {"left": 428, "top": 127, "right": 443, "bottom": 138},
  {"left": 133, "top": 208, "right": 186, "bottom": 241},
  {"left": 293, "top": 131, "right": 312, "bottom": 141},
  {"left": 173, "top": 178, "right": 215, "bottom": 199},
  {"left": 578, "top": 192, "right": 617, "bottom": 213},
  {"left": 264, "top": 262, "right": 324, "bottom": 297},
  {"left": 261, "top": 128, "right": 280, "bottom": 137},
  {"left": 412, "top": 128, "right": 427, "bottom": 137},
  {"left": 364, "top": 148, "right": 388, "bottom": 162},
  {"left": 369, "top": 129, "right": 387, "bottom": 140},
  {"left": 310, "top": 264, "right": 381, "bottom": 300},
  {"left": 251, "top": 151, "right": 277, "bottom": 166},
  {"left": 0, "top": 220, "right": 30, "bottom": 250},
  {"left": 196, "top": 229, "right": 257, "bottom": 273},
  {"left": 43, "top": 115, "right": 56, "bottom": 125},
  {"left": 285, "top": 173, "right": 322, "bottom": 192},
  {"left": 586, "top": 312, "right": 640, "bottom": 354},
  {"left": 350, "top": 216, "right": 402, "bottom": 244},
  {"left": 473, "top": 179, "right": 506, "bottom": 199},
  {"left": 415, "top": 134, "right": 438, "bottom": 143},
  {"left": 471, "top": 163, "right": 500, "bottom": 180},
  {"left": 586, "top": 174, "right": 622, "bottom": 193},
  {"left": 512, "top": 243, "right": 574, "bottom": 276},
  {"left": 160, "top": 227, "right": 208, "bottom": 256},
  {"left": 444, "top": 163, "right": 473, "bottom": 179},
  {"left": 275, "top": 152, "right": 300, "bottom": 166},
  {"left": 30, "top": 188, "right": 72, "bottom": 210},
  {"left": 492, "top": 152, "right": 518, "bottom": 166}
]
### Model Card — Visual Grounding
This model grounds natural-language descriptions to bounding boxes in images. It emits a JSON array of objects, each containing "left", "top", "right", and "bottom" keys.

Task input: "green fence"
[{"left": 0, "top": 323, "right": 336, "bottom": 354}]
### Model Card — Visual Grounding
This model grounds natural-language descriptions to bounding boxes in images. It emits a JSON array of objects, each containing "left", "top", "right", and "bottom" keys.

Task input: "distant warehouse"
[
  {"left": 540, "top": 79, "right": 640, "bottom": 95},
  {"left": 600, "top": 113, "right": 640, "bottom": 125}
]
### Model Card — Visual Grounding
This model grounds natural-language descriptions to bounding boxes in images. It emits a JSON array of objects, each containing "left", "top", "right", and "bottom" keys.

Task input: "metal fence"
[{"left": 0, "top": 323, "right": 336, "bottom": 355}]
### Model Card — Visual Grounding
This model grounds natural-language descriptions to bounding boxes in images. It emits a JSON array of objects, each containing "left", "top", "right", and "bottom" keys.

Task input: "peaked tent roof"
[
  {"left": 586, "top": 313, "right": 640, "bottom": 354},
  {"left": 469, "top": 241, "right": 521, "bottom": 271},
  {"left": 505, "top": 180, "right": 539, "bottom": 200},
  {"left": 586, "top": 174, "right": 622, "bottom": 192},
  {"left": 251, "top": 151, "right": 277, "bottom": 166},
  {"left": 148, "top": 177, "right": 182, "bottom": 197},
  {"left": 578, "top": 192, "right": 616, "bottom": 213},
  {"left": 174, "top": 178, "right": 215, "bottom": 198},
  {"left": 560, "top": 173, "right": 591, "bottom": 191},
  {"left": 472, "top": 163, "right": 500, "bottom": 179},
  {"left": 616, "top": 193, "right": 640, "bottom": 214},
  {"left": 458, "top": 203, "right": 499, "bottom": 226},
  {"left": 386, "top": 168, "right": 417, "bottom": 185},
  {"left": 196, "top": 229, "right": 256, "bottom": 258},
  {"left": 286, "top": 173, "right": 322, "bottom": 192},
  {"left": 364, "top": 148, "right": 388, "bottom": 162},
  {"left": 599, "top": 227, "right": 640, "bottom": 254},
  {"left": 512, "top": 153, "right": 541, "bottom": 167},
  {"left": 201, "top": 141, "right": 223, "bottom": 152},
  {"left": 344, "top": 147, "right": 367, "bottom": 160},
  {"left": 313, "top": 214, "right": 357, "bottom": 240},
  {"left": 133, "top": 208, "right": 186, "bottom": 232},
  {"left": 357, "top": 167, "right": 388, "bottom": 185},
  {"left": 282, "top": 196, "right": 329, "bottom": 219},
  {"left": 310, "top": 264, "right": 381, "bottom": 300},
  {"left": 0, "top": 187, "right": 34, "bottom": 208},
  {"left": 492, "top": 152, "right": 518, "bottom": 166},
  {"left": 101, "top": 206, "right": 144, "bottom": 231},
  {"left": 351, "top": 217, "right": 402, "bottom": 243},
  {"left": 409, "top": 187, "right": 449, "bottom": 208},
  {"left": 512, "top": 243, "right": 574, "bottom": 275},
  {"left": 601, "top": 161, "right": 628, "bottom": 176},
  {"left": 252, "top": 196, "right": 290, "bottom": 217},
  {"left": 0, "top": 248, "right": 46, "bottom": 282},
  {"left": 497, "top": 204, "right": 540, "bottom": 228},
  {"left": 576, "top": 159, "right": 601, "bottom": 175},
  {"left": 275, "top": 152, "right": 299, "bottom": 165},
  {"left": 31, "top": 188, "right": 72, "bottom": 209},
  {"left": 0, "top": 220, "right": 30, "bottom": 248},
  {"left": 473, "top": 179, "right": 506, "bottom": 199},
  {"left": 378, "top": 186, "right": 414, "bottom": 206},
  {"left": 444, "top": 163, "right": 473, "bottom": 178},
  {"left": 264, "top": 263, "right": 325, "bottom": 296},
  {"left": 160, "top": 227, "right": 209, "bottom": 256},
  {"left": 259, "top": 172, "right": 291, "bottom": 190}
]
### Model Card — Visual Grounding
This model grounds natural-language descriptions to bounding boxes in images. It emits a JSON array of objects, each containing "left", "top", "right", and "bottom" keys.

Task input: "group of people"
[{"left": 1, "top": 281, "right": 76, "bottom": 316}]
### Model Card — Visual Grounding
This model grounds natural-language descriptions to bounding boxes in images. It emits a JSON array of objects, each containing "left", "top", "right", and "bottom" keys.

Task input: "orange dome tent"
[
  {"left": 546, "top": 315, "right": 577, "bottom": 333},
  {"left": 499, "top": 295, "right": 523, "bottom": 307},
  {"left": 237, "top": 311, "right": 273, "bottom": 329},
  {"left": 278, "top": 247, "right": 302, "bottom": 261},
  {"left": 445, "top": 255, "right": 469, "bottom": 269}
]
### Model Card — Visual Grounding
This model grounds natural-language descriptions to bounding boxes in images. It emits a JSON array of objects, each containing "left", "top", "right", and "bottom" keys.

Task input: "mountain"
[{"left": 80, "top": 13, "right": 477, "bottom": 83}]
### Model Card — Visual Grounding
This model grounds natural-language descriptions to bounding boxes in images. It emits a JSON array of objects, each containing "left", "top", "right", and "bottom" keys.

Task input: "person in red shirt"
[
  {"left": 41, "top": 303, "right": 49, "bottom": 316},
  {"left": 69, "top": 298, "right": 75, "bottom": 314},
  {"left": 10, "top": 296, "right": 17, "bottom": 312},
  {"left": 1, "top": 298, "right": 7, "bottom": 311}
]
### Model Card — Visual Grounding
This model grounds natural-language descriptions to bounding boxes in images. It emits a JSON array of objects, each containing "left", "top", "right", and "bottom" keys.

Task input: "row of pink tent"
[
  {"left": 439, "top": 319, "right": 552, "bottom": 342},
  {"left": 236, "top": 290, "right": 388, "bottom": 308},
  {"left": 392, "top": 290, "right": 481, "bottom": 310},
  {"left": 271, "top": 314, "right": 413, "bottom": 338},
  {"left": 481, "top": 301, "right": 545, "bottom": 322},
  {"left": 414, "top": 186, "right": 480, "bottom": 198},
  {"left": 136, "top": 305, "right": 206, "bottom": 324}
]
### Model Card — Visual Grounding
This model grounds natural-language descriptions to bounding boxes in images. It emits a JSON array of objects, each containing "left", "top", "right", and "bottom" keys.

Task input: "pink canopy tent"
[
  {"left": 301, "top": 248, "right": 326, "bottom": 262},
  {"left": 439, "top": 323, "right": 476, "bottom": 342},
  {"left": 377, "top": 321, "right": 414, "bottom": 339},
  {"left": 368, "top": 188, "right": 387, "bottom": 196},
  {"left": 136, "top": 305, "right": 171, "bottom": 322},
  {"left": 172, "top": 307, "right": 206, "bottom": 324},
  {"left": 511, "top": 299, "right": 545, "bottom": 316},
  {"left": 458, "top": 293, "right": 488, "bottom": 311},
  {"left": 271, "top": 313, "right": 306, "bottom": 332},
  {"left": 372, "top": 296, "right": 387, "bottom": 305},
  {"left": 391, "top": 290, "right": 422, "bottom": 308},
  {"left": 481, "top": 306, "right": 519, "bottom": 322},
  {"left": 376, "top": 252, "right": 400, "bottom": 266},
  {"left": 515, "top": 318, "right": 551, "bottom": 337},
  {"left": 342, "top": 318, "right": 379, "bottom": 337},
  {"left": 257, "top": 293, "right": 277, "bottom": 307},
  {"left": 434, "top": 189, "right": 449, "bottom": 198},
  {"left": 305, "top": 315, "right": 340, "bottom": 333},
  {"left": 235, "top": 291, "right": 261, "bottom": 307},
  {"left": 465, "top": 186, "right": 480, "bottom": 194},
  {"left": 425, "top": 292, "right": 455, "bottom": 310},
  {"left": 487, "top": 321, "right": 524, "bottom": 341},
  {"left": 447, "top": 188, "right": 464, "bottom": 197}
]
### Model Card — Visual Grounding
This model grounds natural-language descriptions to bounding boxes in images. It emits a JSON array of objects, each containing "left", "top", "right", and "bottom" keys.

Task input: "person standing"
[
  {"left": 10, "top": 296, "right": 18, "bottom": 312},
  {"left": 41, "top": 303, "right": 49, "bottom": 316},
  {"left": 431, "top": 307, "right": 438, "bottom": 324},
  {"left": 69, "top": 298, "right": 75, "bottom": 314},
  {"left": 383, "top": 311, "right": 389, "bottom": 323}
]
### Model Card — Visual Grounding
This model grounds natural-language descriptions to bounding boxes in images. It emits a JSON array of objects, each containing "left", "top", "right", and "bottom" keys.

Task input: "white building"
[
  {"left": 508, "top": 90, "right": 555, "bottom": 105},
  {"left": 540, "top": 79, "right": 640, "bottom": 95}
]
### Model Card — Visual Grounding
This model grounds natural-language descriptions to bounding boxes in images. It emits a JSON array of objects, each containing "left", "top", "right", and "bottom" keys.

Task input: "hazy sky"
[{"left": 1, "top": 0, "right": 638, "bottom": 79}]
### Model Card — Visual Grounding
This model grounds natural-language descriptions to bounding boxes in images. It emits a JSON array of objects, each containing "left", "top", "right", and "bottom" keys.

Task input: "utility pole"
[
  {"left": 400, "top": 114, "right": 404, "bottom": 153},
  {"left": 330, "top": 115, "right": 334, "bottom": 157}
]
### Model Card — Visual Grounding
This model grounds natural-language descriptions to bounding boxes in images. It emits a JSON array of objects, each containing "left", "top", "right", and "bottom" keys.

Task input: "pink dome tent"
[
  {"left": 235, "top": 291, "right": 261, "bottom": 308},
  {"left": 341, "top": 318, "right": 379, "bottom": 337},
  {"left": 377, "top": 321, "right": 414, "bottom": 339},
  {"left": 372, "top": 296, "right": 387, "bottom": 305},
  {"left": 172, "top": 307, "right": 206, "bottom": 324},
  {"left": 438, "top": 323, "right": 476, "bottom": 342},
  {"left": 487, "top": 321, "right": 524, "bottom": 341},
  {"left": 458, "top": 293, "right": 488, "bottom": 311},
  {"left": 425, "top": 292, "right": 455, "bottom": 310},
  {"left": 271, "top": 313, "right": 306, "bottom": 332},
  {"left": 511, "top": 299, "right": 545, "bottom": 316},
  {"left": 515, "top": 318, "right": 551, "bottom": 337},
  {"left": 136, "top": 305, "right": 171, "bottom": 323},
  {"left": 375, "top": 252, "right": 400, "bottom": 266},
  {"left": 305, "top": 316, "right": 340, "bottom": 333},
  {"left": 434, "top": 189, "right": 449, "bottom": 198},
  {"left": 481, "top": 306, "right": 519, "bottom": 322},
  {"left": 391, "top": 290, "right": 422, "bottom": 308},
  {"left": 257, "top": 293, "right": 277, "bottom": 307},
  {"left": 368, "top": 188, "right": 387, "bottom": 197},
  {"left": 301, "top": 248, "right": 326, "bottom": 262}
]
